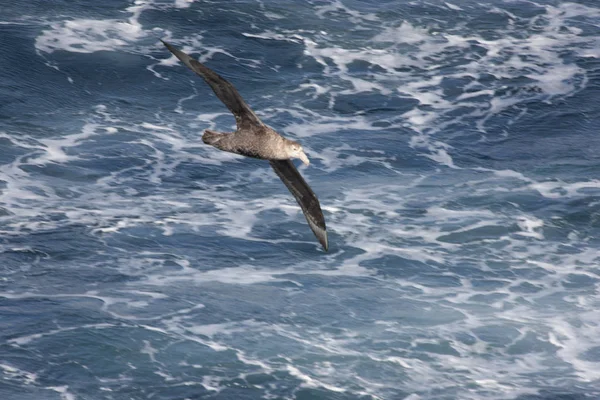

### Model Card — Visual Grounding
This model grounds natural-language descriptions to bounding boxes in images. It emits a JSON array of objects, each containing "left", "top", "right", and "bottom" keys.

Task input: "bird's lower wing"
[
  {"left": 161, "top": 40, "right": 262, "bottom": 128},
  {"left": 269, "top": 160, "right": 328, "bottom": 251}
]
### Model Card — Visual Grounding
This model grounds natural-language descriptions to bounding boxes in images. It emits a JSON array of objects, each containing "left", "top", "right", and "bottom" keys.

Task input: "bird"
[{"left": 161, "top": 40, "right": 328, "bottom": 251}]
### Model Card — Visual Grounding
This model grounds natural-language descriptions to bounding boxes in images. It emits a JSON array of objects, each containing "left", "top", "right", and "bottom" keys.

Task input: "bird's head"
[{"left": 287, "top": 140, "right": 310, "bottom": 166}]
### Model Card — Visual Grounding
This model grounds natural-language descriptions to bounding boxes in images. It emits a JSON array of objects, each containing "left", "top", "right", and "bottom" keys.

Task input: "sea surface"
[{"left": 1, "top": 1, "right": 600, "bottom": 399}]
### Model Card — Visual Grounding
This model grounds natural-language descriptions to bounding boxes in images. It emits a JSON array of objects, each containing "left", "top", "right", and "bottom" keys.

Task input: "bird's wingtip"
[
  {"left": 313, "top": 224, "right": 329, "bottom": 252},
  {"left": 160, "top": 39, "right": 174, "bottom": 50},
  {"left": 321, "top": 235, "right": 329, "bottom": 252}
]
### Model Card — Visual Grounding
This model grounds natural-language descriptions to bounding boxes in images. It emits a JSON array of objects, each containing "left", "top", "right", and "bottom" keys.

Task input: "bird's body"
[
  {"left": 202, "top": 127, "right": 290, "bottom": 160},
  {"left": 161, "top": 40, "right": 328, "bottom": 251}
]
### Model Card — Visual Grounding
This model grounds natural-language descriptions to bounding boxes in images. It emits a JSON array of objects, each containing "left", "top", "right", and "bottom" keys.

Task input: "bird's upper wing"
[
  {"left": 269, "top": 160, "right": 328, "bottom": 251},
  {"left": 161, "top": 40, "right": 263, "bottom": 128}
]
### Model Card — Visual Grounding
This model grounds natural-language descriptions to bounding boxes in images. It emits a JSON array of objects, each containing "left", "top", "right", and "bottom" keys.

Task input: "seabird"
[{"left": 161, "top": 40, "right": 328, "bottom": 251}]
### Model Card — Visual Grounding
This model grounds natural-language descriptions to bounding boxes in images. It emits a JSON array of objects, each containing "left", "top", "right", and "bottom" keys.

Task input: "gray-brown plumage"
[{"left": 161, "top": 40, "right": 328, "bottom": 251}]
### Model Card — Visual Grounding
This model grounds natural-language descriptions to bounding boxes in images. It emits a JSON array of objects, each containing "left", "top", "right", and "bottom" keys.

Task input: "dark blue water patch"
[
  {"left": 0, "top": 27, "right": 87, "bottom": 123},
  {"left": 173, "top": 282, "right": 316, "bottom": 325},
  {"left": 296, "top": 54, "right": 329, "bottom": 77},
  {"left": 361, "top": 255, "right": 442, "bottom": 279},
  {"left": 333, "top": 93, "right": 419, "bottom": 116},
  {"left": 0, "top": 138, "right": 32, "bottom": 165},
  {"left": 280, "top": 387, "right": 368, "bottom": 400},
  {"left": 152, "top": 4, "right": 324, "bottom": 77},
  {"left": 414, "top": 340, "right": 461, "bottom": 357},
  {"left": 468, "top": 292, "right": 509, "bottom": 306},
  {"left": 48, "top": 50, "right": 185, "bottom": 113},
  {"left": 508, "top": 263, "right": 553, "bottom": 281},
  {"left": 437, "top": 223, "right": 519, "bottom": 244},
  {"left": 414, "top": 272, "right": 463, "bottom": 288},
  {"left": 357, "top": 297, "right": 465, "bottom": 327},
  {"left": 0, "top": 297, "right": 110, "bottom": 342},
  {"left": 547, "top": 198, "right": 600, "bottom": 233},
  {"left": 472, "top": 324, "right": 521, "bottom": 347},
  {"left": 296, "top": 96, "right": 332, "bottom": 116},
  {"left": 449, "top": 191, "right": 551, "bottom": 215},
  {"left": 531, "top": 291, "right": 585, "bottom": 314},
  {"left": 298, "top": 386, "right": 390, "bottom": 400},
  {"left": 1, "top": 0, "right": 132, "bottom": 22},
  {"left": 579, "top": 345, "right": 600, "bottom": 362},
  {"left": 446, "top": 263, "right": 495, "bottom": 281},
  {"left": 507, "top": 331, "right": 559, "bottom": 355},
  {"left": 456, "top": 90, "right": 600, "bottom": 173},
  {"left": 256, "top": 211, "right": 321, "bottom": 243},
  {"left": 117, "top": 384, "right": 216, "bottom": 400},
  {"left": 561, "top": 273, "right": 598, "bottom": 289},
  {"left": 0, "top": 204, "right": 13, "bottom": 217},
  {"left": 158, "top": 73, "right": 282, "bottom": 126},
  {"left": 326, "top": 158, "right": 404, "bottom": 181},
  {"left": 470, "top": 279, "right": 510, "bottom": 291},
  {"left": 1, "top": 247, "right": 50, "bottom": 273},
  {"left": 346, "top": 59, "right": 386, "bottom": 75},
  {"left": 0, "top": 232, "right": 144, "bottom": 288},
  {"left": 240, "top": 37, "right": 307, "bottom": 71},
  {"left": 510, "top": 282, "right": 545, "bottom": 294},
  {"left": 16, "top": 327, "right": 219, "bottom": 397},
  {"left": 440, "top": 75, "right": 487, "bottom": 102},
  {"left": 167, "top": 161, "right": 244, "bottom": 188},
  {"left": 517, "top": 391, "right": 597, "bottom": 400},
  {"left": 146, "top": 4, "right": 263, "bottom": 44},
  {"left": 3, "top": 224, "right": 101, "bottom": 257},
  {"left": 139, "top": 6, "right": 240, "bottom": 44},
  {"left": 0, "top": 382, "right": 62, "bottom": 400},
  {"left": 201, "top": 50, "right": 277, "bottom": 85},
  {"left": 20, "top": 162, "right": 110, "bottom": 183}
]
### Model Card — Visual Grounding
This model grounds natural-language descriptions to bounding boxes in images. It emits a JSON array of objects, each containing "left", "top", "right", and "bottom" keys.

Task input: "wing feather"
[
  {"left": 161, "top": 40, "right": 262, "bottom": 128},
  {"left": 270, "top": 160, "right": 328, "bottom": 251}
]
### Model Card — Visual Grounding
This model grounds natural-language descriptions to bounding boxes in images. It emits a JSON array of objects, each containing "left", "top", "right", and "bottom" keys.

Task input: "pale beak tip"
[{"left": 301, "top": 154, "right": 310, "bottom": 166}]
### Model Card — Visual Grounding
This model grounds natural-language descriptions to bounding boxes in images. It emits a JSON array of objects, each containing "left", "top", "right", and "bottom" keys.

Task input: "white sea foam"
[
  {"left": 187, "top": 320, "right": 269, "bottom": 338},
  {"left": 174, "top": 0, "right": 194, "bottom": 9},
  {"left": 373, "top": 22, "right": 432, "bottom": 45},
  {"left": 0, "top": 363, "right": 37, "bottom": 385},
  {"left": 286, "top": 364, "right": 347, "bottom": 393},
  {"left": 35, "top": 0, "right": 154, "bottom": 54},
  {"left": 144, "top": 265, "right": 283, "bottom": 286},
  {"left": 47, "top": 386, "right": 77, "bottom": 400},
  {"left": 530, "top": 179, "right": 600, "bottom": 198},
  {"left": 314, "top": 0, "right": 378, "bottom": 23}
]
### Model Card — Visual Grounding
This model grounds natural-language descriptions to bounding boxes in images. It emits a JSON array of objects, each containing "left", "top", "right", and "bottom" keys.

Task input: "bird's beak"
[{"left": 299, "top": 151, "right": 310, "bottom": 166}]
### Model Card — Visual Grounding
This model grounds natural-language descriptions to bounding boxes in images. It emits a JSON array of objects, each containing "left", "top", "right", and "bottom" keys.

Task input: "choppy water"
[{"left": 1, "top": 0, "right": 600, "bottom": 399}]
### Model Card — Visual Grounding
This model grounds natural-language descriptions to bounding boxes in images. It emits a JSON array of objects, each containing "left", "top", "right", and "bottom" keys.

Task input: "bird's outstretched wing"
[
  {"left": 270, "top": 160, "right": 328, "bottom": 251},
  {"left": 161, "top": 40, "right": 262, "bottom": 128}
]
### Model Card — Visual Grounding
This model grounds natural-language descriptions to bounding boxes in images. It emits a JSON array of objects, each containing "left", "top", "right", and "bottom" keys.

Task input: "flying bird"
[{"left": 161, "top": 40, "right": 328, "bottom": 251}]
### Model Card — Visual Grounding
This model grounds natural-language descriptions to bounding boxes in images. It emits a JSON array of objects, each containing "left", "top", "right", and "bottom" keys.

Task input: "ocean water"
[{"left": 1, "top": 0, "right": 600, "bottom": 399}]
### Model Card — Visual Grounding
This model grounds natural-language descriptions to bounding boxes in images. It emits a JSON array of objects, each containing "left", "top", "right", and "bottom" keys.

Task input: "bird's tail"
[{"left": 202, "top": 129, "right": 224, "bottom": 145}]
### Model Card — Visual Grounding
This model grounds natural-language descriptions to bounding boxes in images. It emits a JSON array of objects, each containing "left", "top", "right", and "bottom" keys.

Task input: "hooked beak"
[{"left": 298, "top": 151, "right": 310, "bottom": 166}]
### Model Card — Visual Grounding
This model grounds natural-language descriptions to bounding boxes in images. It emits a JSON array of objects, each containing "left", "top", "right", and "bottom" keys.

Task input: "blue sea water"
[{"left": 1, "top": 0, "right": 600, "bottom": 398}]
